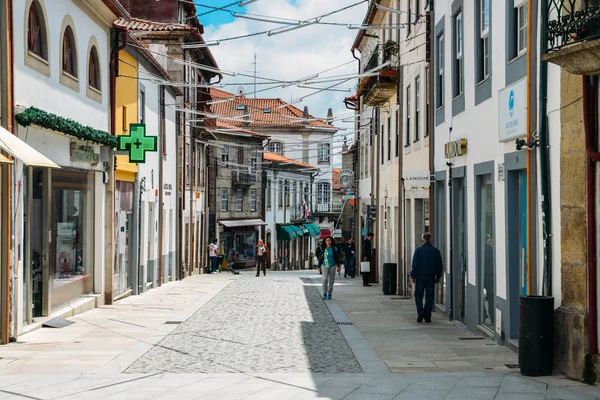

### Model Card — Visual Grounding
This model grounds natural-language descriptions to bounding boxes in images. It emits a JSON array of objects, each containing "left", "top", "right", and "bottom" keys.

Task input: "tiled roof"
[
  {"left": 114, "top": 17, "right": 197, "bottom": 32},
  {"left": 332, "top": 168, "right": 342, "bottom": 189},
  {"left": 209, "top": 89, "right": 338, "bottom": 130},
  {"left": 264, "top": 152, "right": 316, "bottom": 170},
  {"left": 214, "top": 121, "right": 270, "bottom": 138}
]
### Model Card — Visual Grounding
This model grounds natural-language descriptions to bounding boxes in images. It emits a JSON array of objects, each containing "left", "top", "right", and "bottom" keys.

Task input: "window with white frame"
[
  {"left": 437, "top": 34, "right": 444, "bottom": 108},
  {"left": 318, "top": 142, "right": 331, "bottom": 163},
  {"left": 266, "top": 180, "right": 271, "bottom": 208},
  {"left": 317, "top": 182, "right": 330, "bottom": 205},
  {"left": 221, "top": 189, "right": 229, "bottom": 212},
  {"left": 221, "top": 145, "right": 229, "bottom": 167},
  {"left": 236, "top": 189, "right": 243, "bottom": 212},
  {"left": 278, "top": 180, "right": 284, "bottom": 207},
  {"left": 480, "top": 0, "right": 490, "bottom": 81},
  {"left": 516, "top": 3, "right": 527, "bottom": 55},
  {"left": 454, "top": 12, "right": 463, "bottom": 97},
  {"left": 268, "top": 142, "right": 283, "bottom": 155},
  {"left": 250, "top": 189, "right": 257, "bottom": 211},
  {"left": 415, "top": 76, "right": 420, "bottom": 142},
  {"left": 406, "top": 85, "right": 411, "bottom": 145}
]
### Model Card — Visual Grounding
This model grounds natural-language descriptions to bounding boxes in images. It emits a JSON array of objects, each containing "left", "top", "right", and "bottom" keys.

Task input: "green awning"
[
  {"left": 289, "top": 225, "right": 304, "bottom": 237},
  {"left": 303, "top": 223, "right": 321, "bottom": 238},
  {"left": 297, "top": 225, "right": 309, "bottom": 235},
  {"left": 277, "top": 225, "right": 301, "bottom": 241}
]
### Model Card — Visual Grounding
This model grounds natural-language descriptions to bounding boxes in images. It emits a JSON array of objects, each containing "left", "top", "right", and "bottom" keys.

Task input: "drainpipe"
[
  {"left": 447, "top": 157, "right": 454, "bottom": 321},
  {"left": 525, "top": 0, "right": 534, "bottom": 295},
  {"left": 158, "top": 88, "right": 165, "bottom": 285},
  {"left": 398, "top": 64, "right": 405, "bottom": 296},
  {"left": 351, "top": 48, "right": 362, "bottom": 260},
  {"left": 538, "top": 0, "right": 552, "bottom": 297},
  {"left": 583, "top": 75, "right": 599, "bottom": 355}
]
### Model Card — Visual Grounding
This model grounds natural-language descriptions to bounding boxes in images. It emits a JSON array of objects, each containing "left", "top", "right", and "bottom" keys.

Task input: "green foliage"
[
  {"left": 383, "top": 40, "right": 399, "bottom": 62},
  {"left": 15, "top": 107, "right": 118, "bottom": 148}
]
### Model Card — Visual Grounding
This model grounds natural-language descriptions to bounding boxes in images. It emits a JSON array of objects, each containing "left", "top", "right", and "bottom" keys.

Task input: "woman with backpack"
[{"left": 318, "top": 236, "right": 341, "bottom": 300}]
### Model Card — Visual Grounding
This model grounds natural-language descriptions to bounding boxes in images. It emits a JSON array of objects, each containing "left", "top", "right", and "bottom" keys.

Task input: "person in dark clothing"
[
  {"left": 342, "top": 237, "right": 356, "bottom": 278},
  {"left": 361, "top": 233, "right": 374, "bottom": 287},
  {"left": 315, "top": 240, "right": 323, "bottom": 275},
  {"left": 410, "top": 232, "right": 443, "bottom": 323}
]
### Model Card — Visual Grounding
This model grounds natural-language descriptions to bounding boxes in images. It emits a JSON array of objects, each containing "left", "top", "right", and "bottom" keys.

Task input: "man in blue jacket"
[{"left": 410, "top": 233, "right": 443, "bottom": 323}]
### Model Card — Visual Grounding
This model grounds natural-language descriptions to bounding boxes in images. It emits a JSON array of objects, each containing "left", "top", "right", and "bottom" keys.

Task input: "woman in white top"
[{"left": 255, "top": 239, "right": 268, "bottom": 277}]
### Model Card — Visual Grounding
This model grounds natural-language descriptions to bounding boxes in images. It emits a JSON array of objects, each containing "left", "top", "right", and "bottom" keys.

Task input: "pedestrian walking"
[
  {"left": 208, "top": 238, "right": 218, "bottom": 274},
  {"left": 311, "top": 252, "right": 319, "bottom": 270},
  {"left": 318, "top": 236, "right": 341, "bottom": 300},
  {"left": 316, "top": 240, "right": 323, "bottom": 275},
  {"left": 255, "top": 239, "right": 268, "bottom": 277},
  {"left": 410, "top": 233, "right": 443, "bottom": 323},
  {"left": 342, "top": 237, "right": 356, "bottom": 278},
  {"left": 361, "top": 233, "right": 374, "bottom": 286}
]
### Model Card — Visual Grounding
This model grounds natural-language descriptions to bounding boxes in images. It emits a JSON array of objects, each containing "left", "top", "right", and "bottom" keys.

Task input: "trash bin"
[
  {"left": 519, "top": 295, "right": 554, "bottom": 376},
  {"left": 382, "top": 263, "right": 397, "bottom": 295}
]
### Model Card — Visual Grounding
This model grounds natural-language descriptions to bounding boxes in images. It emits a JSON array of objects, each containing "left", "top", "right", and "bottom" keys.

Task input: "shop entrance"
[
  {"left": 452, "top": 177, "right": 467, "bottom": 322},
  {"left": 114, "top": 181, "right": 133, "bottom": 297}
]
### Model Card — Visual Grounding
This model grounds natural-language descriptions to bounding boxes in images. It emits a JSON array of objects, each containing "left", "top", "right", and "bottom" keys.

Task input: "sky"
[{"left": 195, "top": 0, "right": 370, "bottom": 166}]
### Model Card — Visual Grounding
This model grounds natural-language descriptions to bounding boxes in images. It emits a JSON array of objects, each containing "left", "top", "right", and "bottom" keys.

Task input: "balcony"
[
  {"left": 359, "top": 46, "right": 399, "bottom": 106},
  {"left": 314, "top": 202, "right": 343, "bottom": 215},
  {"left": 232, "top": 170, "right": 257, "bottom": 186},
  {"left": 544, "top": 0, "right": 600, "bottom": 75}
]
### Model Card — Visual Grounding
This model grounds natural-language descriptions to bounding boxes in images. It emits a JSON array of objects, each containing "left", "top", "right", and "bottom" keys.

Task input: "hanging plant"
[
  {"left": 15, "top": 107, "right": 118, "bottom": 148},
  {"left": 383, "top": 40, "right": 399, "bottom": 63}
]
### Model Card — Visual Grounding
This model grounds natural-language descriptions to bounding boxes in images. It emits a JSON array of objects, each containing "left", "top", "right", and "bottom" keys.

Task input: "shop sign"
[
  {"left": 403, "top": 170, "right": 431, "bottom": 188},
  {"left": 444, "top": 138, "right": 467, "bottom": 159},
  {"left": 498, "top": 78, "right": 526, "bottom": 142},
  {"left": 70, "top": 142, "right": 99, "bottom": 165},
  {"left": 497, "top": 163, "right": 505, "bottom": 182},
  {"left": 164, "top": 183, "right": 172, "bottom": 196},
  {"left": 118, "top": 124, "right": 157, "bottom": 163}
]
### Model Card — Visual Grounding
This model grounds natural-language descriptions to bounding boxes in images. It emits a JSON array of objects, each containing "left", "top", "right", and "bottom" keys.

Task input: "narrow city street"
[{"left": 0, "top": 272, "right": 597, "bottom": 400}]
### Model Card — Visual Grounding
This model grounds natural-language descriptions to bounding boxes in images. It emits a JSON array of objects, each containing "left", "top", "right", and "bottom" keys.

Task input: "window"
[
  {"left": 266, "top": 180, "right": 271, "bottom": 208},
  {"left": 62, "top": 26, "right": 77, "bottom": 77},
  {"left": 406, "top": 85, "right": 411, "bottom": 145},
  {"left": 425, "top": 67, "right": 430, "bottom": 137},
  {"left": 236, "top": 189, "right": 243, "bottom": 212},
  {"left": 221, "top": 146, "right": 229, "bottom": 166},
  {"left": 88, "top": 46, "right": 100, "bottom": 90},
  {"left": 268, "top": 142, "right": 283, "bottom": 155},
  {"left": 407, "top": 0, "right": 412, "bottom": 36},
  {"left": 516, "top": 4, "right": 527, "bottom": 55},
  {"left": 479, "top": 0, "right": 490, "bottom": 81},
  {"left": 221, "top": 189, "right": 229, "bottom": 212},
  {"left": 285, "top": 180, "right": 290, "bottom": 206},
  {"left": 27, "top": 2, "right": 47, "bottom": 59},
  {"left": 415, "top": 76, "right": 420, "bottom": 142},
  {"left": 317, "top": 182, "right": 331, "bottom": 205},
  {"left": 278, "top": 180, "right": 284, "bottom": 208},
  {"left": 477, "top": 174, "right": 495, "bottom": 330},
  {"left": 395, "top": 108, "right": 400, "bottom": 157},
  {"left": 250, "top": 189, "right": 257, "bottom": 211},
  {"left": 238, "top": 147, "right": 244, "bottom": 165},
  {"left": 139, "top": 90, "right": 145, "bottom": 124},
  {"left": 454, "top": 12, "right": 463, "bottom": 97},
  {"left": 387, "top": 117, "right": 391, "bottom": 161},
  {"left": 318, "top": 142, "right": 331, "bottom": 163},
  {"left": 437, "top": 34, "right": 444, "bottom": 108}
]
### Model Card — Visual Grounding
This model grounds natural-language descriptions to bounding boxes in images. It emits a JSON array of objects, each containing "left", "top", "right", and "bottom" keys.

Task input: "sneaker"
[
  {"left": 417, "top": 314, "right": 424, "bottom": 323},
  {"left": 327, "top": 294, "right": 332, "bottom": 300},
  {"left": 322, "top": 294, "right": 327, "bottom": 300}
]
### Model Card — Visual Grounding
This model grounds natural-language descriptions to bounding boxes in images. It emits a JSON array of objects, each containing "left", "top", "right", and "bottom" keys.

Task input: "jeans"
[
  {"left": 256, "top": 258, "right": 266, "bottom": 275},
  {"left": 322, "top": 266, "right": 337, "bottom": 295},
  {"left": 210, "top": 256, "right": 217, "bottom": 273},
  {"left": 415, "top": 275, "right": 436, "bottom": 318}
]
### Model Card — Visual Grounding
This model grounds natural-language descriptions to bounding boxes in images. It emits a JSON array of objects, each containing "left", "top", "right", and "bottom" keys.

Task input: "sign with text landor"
[
  {"left": 118, "top": 124, "right": 157, "bottom": 163},
  {"left": 498, "top": 78, "right": 526, "bottom": 142}
]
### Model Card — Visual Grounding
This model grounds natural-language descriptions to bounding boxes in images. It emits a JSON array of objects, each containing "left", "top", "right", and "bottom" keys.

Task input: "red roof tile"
[
  {"left": 114, "top": 17, "right": 197, "bottom": 32},
  {"left": 214, "top": 121, "right": 270, "bottom": 138},
  {"left": 209, "top": 89, "right": 339, "bottom": 130},
  {"left": 264, "top": 152, "right": 316, "bottom": 170}
]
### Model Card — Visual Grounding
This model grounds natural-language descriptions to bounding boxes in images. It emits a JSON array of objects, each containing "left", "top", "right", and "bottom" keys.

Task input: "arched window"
[
  {"left": 62, "top": 26, "right": 77, "bottom": 77},
  {"left": 88, "top": 46, "right": 100, "bottom": 90},
  {"left": 27, "top": 2, "right": 47, "bottom": 59}
]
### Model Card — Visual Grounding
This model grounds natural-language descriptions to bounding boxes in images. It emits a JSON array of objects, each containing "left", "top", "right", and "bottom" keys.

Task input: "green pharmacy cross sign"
[{"left": 118, "top": 124, "right": 157, "bottom": 163}]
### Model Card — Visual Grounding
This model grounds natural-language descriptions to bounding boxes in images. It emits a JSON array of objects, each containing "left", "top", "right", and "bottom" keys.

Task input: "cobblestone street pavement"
[
  {"left": 1, "top": 271, "right": 600, "bottom": 399},
  {"left": 125, "top": 274, "right": 362, "bottom": 374}
]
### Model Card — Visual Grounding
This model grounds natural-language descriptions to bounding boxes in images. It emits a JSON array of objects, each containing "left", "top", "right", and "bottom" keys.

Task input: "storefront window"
[
  {"left": 223, "top": 231, "right": 257, "bottom": 265},
  {"left": 435, "top": 181, "right": 446, "bottom": 306},
  {"left": 114, "top": 181, "right": 133, "bottom": 297},
  {"left": 52, "top": 170, "right": 93, "bottom": 309},
  {"left": 477, "top": 174, "right": 495, "bottom": 330}
]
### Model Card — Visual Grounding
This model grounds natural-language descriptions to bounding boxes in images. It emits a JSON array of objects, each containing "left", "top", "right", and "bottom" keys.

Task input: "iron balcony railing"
[
  {"left": 232, "top": 170, "right": 257, "bottom": 185},
  {"left": 316, "top": 202, "right": 343, "bottom": 213},
  {"left": 546, "top": 0, "right": 600, "bottom": 51}
]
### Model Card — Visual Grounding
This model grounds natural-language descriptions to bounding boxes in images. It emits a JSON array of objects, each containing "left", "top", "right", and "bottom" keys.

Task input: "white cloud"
[{"left": 202, "top": 0, "right": 369, "bottom": 165}]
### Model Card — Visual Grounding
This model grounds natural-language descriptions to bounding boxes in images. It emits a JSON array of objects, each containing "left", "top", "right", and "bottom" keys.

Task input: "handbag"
[{"left": 360, "top": 261, "right": 370, "bottom": 273}]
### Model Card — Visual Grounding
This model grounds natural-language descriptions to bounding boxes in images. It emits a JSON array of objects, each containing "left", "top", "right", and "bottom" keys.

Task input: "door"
[
  {"left": 453, "top": 178, "right": 467, "bottom": 322},
  {"left": 519, "top": 172, "right": 528, "bottom": 296}
]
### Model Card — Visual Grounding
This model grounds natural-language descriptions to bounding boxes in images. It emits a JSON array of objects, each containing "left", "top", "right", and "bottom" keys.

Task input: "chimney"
[
  {"left": 327, "top": 108, "right": 333, "bottom": 125},
  {"left": 342, "top": 135, "right": 348, "bottom": 152},
  {"left": 303, "top": 106, "right": 309, "bottom": 120}
]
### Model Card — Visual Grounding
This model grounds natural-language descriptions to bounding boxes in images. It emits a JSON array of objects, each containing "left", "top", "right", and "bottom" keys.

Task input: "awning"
[
  {"left": 297, "top": 225, "right": 309, "bottom": 235},
  {"left": 303, "top": 223, "right": 321, "bottom": 238},
  {"left": 277, "top": 224, "right": 304, "bottom": 241},
  {"left": 0, "top": 126, "right": 59, "bottom": 168},
  {"left": 0, "top": 154, "right": 13, "bottom": 164},
  {"left": 219, "top": 219, "right": 266, "bottom": 228}
]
